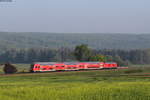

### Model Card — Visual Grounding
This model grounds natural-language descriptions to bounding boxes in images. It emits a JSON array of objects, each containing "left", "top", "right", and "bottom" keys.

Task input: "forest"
[
  {"left": 0, "top": 44, "right": 150, "bottom": 66},
  {"left": 0, "top": 32, "right": 150, "bottom": 51},
  {"left": 0, "top": 32, "right": 150, "bottom": 65}
]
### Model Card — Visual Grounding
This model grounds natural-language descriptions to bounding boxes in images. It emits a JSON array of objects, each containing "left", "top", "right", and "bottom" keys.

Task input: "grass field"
[{"left": 0, "top": 64, "right": 150, "bottom": 100}]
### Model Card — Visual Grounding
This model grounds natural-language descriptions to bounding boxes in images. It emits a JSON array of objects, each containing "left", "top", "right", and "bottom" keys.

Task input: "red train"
[{"left": 30, "top": 62, "right": 118, "bottom": 72}]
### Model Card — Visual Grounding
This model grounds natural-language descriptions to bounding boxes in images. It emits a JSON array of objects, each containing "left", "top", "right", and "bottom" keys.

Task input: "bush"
[{"left": 3, "top": 63, "right": 17, "bottom": 74}]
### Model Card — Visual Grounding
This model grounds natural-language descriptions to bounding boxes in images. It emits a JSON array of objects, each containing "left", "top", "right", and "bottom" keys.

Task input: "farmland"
[{"left": 0, "top": 65, "right": 150, "bottom": 100}]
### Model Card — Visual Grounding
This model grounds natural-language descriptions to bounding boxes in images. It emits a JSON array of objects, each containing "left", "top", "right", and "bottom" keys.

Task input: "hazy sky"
[{"left": 0, "top": 0, "right": 150, "bottom": 33}]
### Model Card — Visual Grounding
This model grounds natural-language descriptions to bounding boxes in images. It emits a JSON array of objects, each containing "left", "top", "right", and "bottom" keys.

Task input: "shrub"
[{"left": 3, "top": 63, "right": 17, "bottom": 74}]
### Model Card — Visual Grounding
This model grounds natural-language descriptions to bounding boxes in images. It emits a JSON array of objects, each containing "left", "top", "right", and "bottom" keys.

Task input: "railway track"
[{"left": 0, "top": 68, "right": 126, "bottom": 76}]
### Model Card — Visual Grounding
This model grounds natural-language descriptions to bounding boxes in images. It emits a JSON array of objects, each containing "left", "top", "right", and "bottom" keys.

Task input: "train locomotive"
[{"left": 30, "top": 62, "right": 118, "bottom": 72}]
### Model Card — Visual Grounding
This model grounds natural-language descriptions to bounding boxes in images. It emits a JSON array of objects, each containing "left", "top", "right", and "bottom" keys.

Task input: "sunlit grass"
[
  {"left": 0, "top": 68, "right": 150, "bottom": 100},
  {"left": 0, "top": 64, "right": 150, "bottom": 100},
  {"left": 0, "top": 81, "right": 150, "bottom": 100}
]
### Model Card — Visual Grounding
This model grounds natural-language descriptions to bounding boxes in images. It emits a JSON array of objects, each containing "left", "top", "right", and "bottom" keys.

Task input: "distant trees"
[
  {"left": 112, "top": 56, "right": 128, "bottom": 66},
  {"left": 58, "top": 47, "right": 75, "bottom": 62},
  {"left": 106, "top": 55, "right": 113, "bottom": 62},
  {"left": 74, "top": 44, "right": 92, "bottom": 61},
  {"left": 89, "top": 54, "right": 106, "bottom": 62},
  {"left": 1, "top": 45, "right": 150, "bottom": 66},
  {"left": 0, "top": 48, "right": 57, "bottom": 63}
]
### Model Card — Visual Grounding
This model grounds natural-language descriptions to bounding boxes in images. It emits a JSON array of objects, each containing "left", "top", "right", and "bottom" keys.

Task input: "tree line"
[
  {"left": 1, "top": 32, "right": 150, "bottom": 51},
  {"left": 0, "top": 44, "right": 150, "bottom": 66}
]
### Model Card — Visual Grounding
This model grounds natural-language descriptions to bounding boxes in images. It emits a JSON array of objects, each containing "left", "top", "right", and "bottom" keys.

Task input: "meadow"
[{"left": 0, "top": 64, "right": 150, "bottom": 100}]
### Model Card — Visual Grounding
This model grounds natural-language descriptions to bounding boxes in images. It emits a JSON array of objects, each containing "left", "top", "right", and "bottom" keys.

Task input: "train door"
[{"left": 99, "top": 62, "right": 104, "bottom": 69}]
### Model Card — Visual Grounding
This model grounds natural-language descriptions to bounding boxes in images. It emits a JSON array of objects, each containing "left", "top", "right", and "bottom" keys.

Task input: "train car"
[
  {"left": 53, "top": 63, "right": 66, "bottom": 71},
  {"left": 78, "top": 62, "right": 104, "bottom": 70},
  {"left": 103, "top": 62, "right": 118, "bottom": 69},
  {"left": 31, "top": 61, "right": 118, "bottom": 72},
  {"left": 86, "top": 62, "right": 104, "bottom": 69},
  {"left": 64, "top": 62, "right": 79, "bottom": 70},
  {"left": 30, "top": 62, "right": 57, "bottom": 72}
]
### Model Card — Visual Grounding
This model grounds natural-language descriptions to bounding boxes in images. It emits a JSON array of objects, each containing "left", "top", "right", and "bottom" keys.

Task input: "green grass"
[{"left": 1, "top": 64, "right": 150, "bottom": 100}]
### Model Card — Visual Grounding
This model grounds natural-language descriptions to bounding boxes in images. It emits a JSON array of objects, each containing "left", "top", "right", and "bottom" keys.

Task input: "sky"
[{"left": 0, "top": 0, "right": 150, "bottom": 33}]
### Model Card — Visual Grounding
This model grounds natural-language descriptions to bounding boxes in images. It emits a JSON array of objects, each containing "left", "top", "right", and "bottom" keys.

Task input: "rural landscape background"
[
  {"left": 0, "top": 32, "right": 150, "bottom": 100},
  {"left": 1, "top": 32, "right": 150, "bottom": 65},
  {"left": 1, "top": 0, "right": 150, "bottom": 99},
  {"left": 0, "top": 32, "right": 150, "bottom": 50}
]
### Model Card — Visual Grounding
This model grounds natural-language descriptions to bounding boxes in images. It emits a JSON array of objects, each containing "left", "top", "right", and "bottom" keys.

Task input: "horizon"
[{"left": 0, "top": 31, "right": 150, "bottom": 34}]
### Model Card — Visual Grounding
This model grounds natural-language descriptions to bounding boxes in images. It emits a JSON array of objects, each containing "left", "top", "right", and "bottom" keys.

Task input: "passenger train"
[{"left": 30, "top": 62, "right": 118, "bottom": 72}]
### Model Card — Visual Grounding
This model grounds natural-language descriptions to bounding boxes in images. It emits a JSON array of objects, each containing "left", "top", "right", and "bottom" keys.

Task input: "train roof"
[
  {"left": 33, "top": 62, "right": 117, "bottom": 65},
  {"left": 33, "top": 62, "right": 59, "bottom": 65},
  {"left": 64, "top": 62, "right": 79, "bottom": 65},
  {"left": 105, "top": 62, "right": 117, "bottom": 64},
  {"left": 83, "top": 62, "right": 103, "bottom": 64}
]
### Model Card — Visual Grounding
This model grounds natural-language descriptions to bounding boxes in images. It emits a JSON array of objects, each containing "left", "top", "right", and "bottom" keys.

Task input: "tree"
[
  {"left": 113, "top": 55, "right": 126, "bottom": 66},
  {"left": 106, "top": 55, "right": 113, "bottom": 62},
  {"left": 89, "top": 54, "right": 106, "bottom": 62},
  {"left": 58, "top": 47, "right": 75, "bottom": 62},
  {"left": 3, "top": 63, "right": 17, "bottom": 74},
  {"left": 74, "top": 44, "right": 92, "bottom": 61}
]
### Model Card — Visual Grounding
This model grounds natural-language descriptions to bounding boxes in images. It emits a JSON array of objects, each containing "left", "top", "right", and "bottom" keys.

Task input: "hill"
[{"left": 0, "top": 32, "right": 150, "bottom": 50}]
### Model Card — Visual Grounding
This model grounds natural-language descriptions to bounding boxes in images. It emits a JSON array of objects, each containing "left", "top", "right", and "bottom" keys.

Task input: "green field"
[{"left": 0, "top": 65, "right": 150, "bottom": 100}]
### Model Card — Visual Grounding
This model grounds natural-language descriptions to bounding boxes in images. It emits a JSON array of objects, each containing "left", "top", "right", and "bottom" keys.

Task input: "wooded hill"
[{"left": 0, "top": 32, "right": 150, "bottom": 51}]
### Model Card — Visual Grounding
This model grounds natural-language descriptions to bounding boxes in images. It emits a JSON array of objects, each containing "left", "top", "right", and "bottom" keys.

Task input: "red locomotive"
[{"left": 31, "top": 62, "right": 118, "bottom": 72}]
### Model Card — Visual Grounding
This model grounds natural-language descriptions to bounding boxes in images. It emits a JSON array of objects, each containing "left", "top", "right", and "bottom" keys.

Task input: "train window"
[
  {"left": 35, "top": 66, "right": 37, "bottom": 68},
  {"left": 80, "top": 65, "right": 84, "bottom": 67}
]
